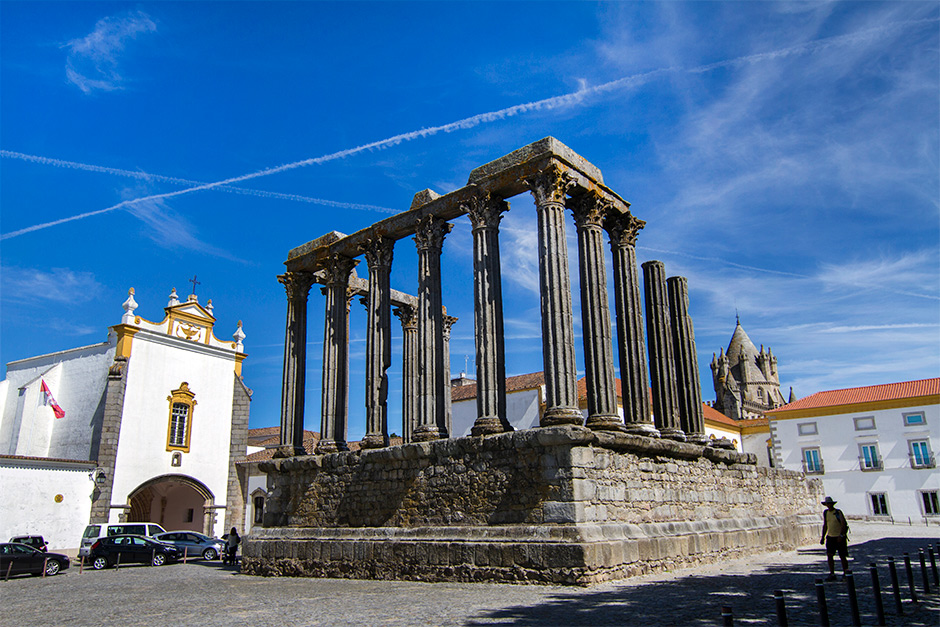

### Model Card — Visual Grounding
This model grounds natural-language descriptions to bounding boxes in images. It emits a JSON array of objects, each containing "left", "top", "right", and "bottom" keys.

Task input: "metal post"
[
  {"left": 869, "top": 563, "right": 885, "bottom": 626},
  {"left": 42, "top": 557, "right": 48, "bottom": 579},
  {"left": 721, "top": 605, "right": 734, "bottom": 627},
  {"left": 79, "top": 556, "right": 84, "bottom": 574},
  {"left": 116, "top": 552, "right": 121, "bottom": 570},
  {"left": 919, "top": 549, "right": 931, "bottom": 594},
  {"left": 929, "top": 546, "right": 939, "bottom": 585},
  {"left": 774, "top": 590, "right": 789, "bottom": 627},
  {"left": 5, "top": 561, "right": 11, "bottom": 581},
  {"left": 888, "top": 558, "right": 903, "bottom": 615},
  {"left": 904, "top": 553, "right": 918, "bottom": 603},
  {"left": 815, "top": 578, "right": 830, "bottom": 627},
  {"left": 845, "top": 571, "right": 861, "bottom": 626},
  {"left": 183, "top": 547, "right": 188, "bottom": 565}
]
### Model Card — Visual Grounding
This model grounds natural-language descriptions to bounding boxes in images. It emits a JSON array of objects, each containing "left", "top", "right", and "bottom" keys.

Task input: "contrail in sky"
[
  {"left": 0, "top": 150, "right": 397, "bottom": 214},
  {"left": 2, "top": 17, "right": 933, "bottom": 242}
]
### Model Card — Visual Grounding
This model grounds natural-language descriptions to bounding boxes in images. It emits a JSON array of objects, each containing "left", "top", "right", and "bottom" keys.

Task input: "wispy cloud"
[
  {"left": 1, "top": 267, "right": 103, "bottom": 305},
  {"left": 64, "top": 11, "right": 156, "bottom": 94}
]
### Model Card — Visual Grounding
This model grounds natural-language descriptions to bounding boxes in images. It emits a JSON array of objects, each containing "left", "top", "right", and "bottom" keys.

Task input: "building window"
[
  {"left": 253, "top": 496, "right": 265, "bottom": 525},
  {"left": 766, "top": 442, "right": 775, "bottom": 468},
  {"left": 802, "top": 448, "right": 824, "bottom": 474},
  {"left": 870, "top": 493, "right": 890, "bottom": 517},
  {"left": 166, "top": 382, "right": 196, "bottom": 452},
  {"left": 922, "top": 491, "right": 939, "bottom": 516},
  {"left": 797, "top": 422, "right": 818, "bottom": 436},
  {"left": 854, "top": 416, "right": 876, "bottom": 431},
  {"left": 903, "top": 412, "right": 926, "bottom": 426},
  {"left": 859, "top": 443, "right": 882, "bottom": 471},
  {"left": 909, "top": 440, "right": 935, "bottom": 468},
  {"left": 185, "top": 508, "right": 194, "bottom": 523}
]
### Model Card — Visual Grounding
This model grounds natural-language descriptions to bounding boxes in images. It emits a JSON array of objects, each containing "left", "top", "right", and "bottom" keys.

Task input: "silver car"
[{"left": 153, "top": 531, "right": 224, "bottom": 560}]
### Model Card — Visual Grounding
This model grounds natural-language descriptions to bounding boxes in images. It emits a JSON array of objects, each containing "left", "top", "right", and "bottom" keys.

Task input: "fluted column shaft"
[
  {"left": 527, "top": 164, "right": 582, "bottom": 426},
  {"left": 642, "top": 260, "right": 686, "bottom": 441},
  {"left": 316, "top": 255, "right": 357, "bottom": 453},
  {"left": 570, "top": 192, "right": 621, "bottom": 431},
  {"left": 465, "top": 192, "right": 510, "bottom": 436},
  {"left": 360, "top": 237, "right": 395, "bottom": 449},
  {"left": 667, "top": 276, "right": 708, "bottom": 445},
  {"left": 413, "top": 216, "right": 452, "bottom": 441},
  {"left": 276, "top": 271, "right": 314, "bottom": 456},
  {"left": 394, "top": 305, "right": 418, "bottom": 443},
  {"left": 442, "top": 313, "right": 457, "bottom": 438},
  {"left": 606, "top": 214, "right": 659, "bottom": 437}
]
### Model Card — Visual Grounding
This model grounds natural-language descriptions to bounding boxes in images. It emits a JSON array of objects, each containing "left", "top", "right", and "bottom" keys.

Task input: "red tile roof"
[
  {"left": 769, "top": 378, "right": 940, "bottom": 413},
  {"left": 703, "top": 404, "right": 738, "bottom": 427},
  {"left": 451, "top": 372, "right": 547, "bottom": 401}
]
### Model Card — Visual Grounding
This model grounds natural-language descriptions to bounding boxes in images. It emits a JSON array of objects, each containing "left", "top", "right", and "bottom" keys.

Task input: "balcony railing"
[
  {"left": 802, "top": 460, "right": 825, "bottom": 475},
  {"left": 910, "top": 452, "right": 936, "bottom": 469},
  {"left": 859, "top": 456, "right": 883, "bottom": 471}
]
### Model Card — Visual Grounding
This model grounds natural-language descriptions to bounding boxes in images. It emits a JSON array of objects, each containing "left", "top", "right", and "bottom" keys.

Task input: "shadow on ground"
[{"left": 466, "top": 537, "right": 940, "bottom": 626}]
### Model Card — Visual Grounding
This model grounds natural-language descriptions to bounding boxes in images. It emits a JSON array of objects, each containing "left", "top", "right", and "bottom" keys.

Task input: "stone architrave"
[
  {"left": 316, "top": 256, "right": 357, "bottom": 454},
  {"left": 605, "top": 213, "right": 659, "bottom": 437},
  {"left": 525, "top": 164, "right": 583, "bottom": 426},
  {"left": 393, "top": 305, "right": 418, "bottom": 443},
  {"left": 464, "top": 192, "right": 510, "bottom": 436},
  {"left": 412, "top": 216, "right": 453, "bottom": 442},
  {"left": 275, "top": 271, "right": 315, "bottom": 457},
  {"left": 642, "top": 260, "right": 686, "bottom": 442},
  {"left": 667, "top": 276, "right": 709, "bottom": 445},
  {"left": 569, "top": 191, "right": 621, "bottom": 431},
  {"left": 442, "top": 312, "right": 458, "bottom": 438},
  {"left": 360, "top": 237, "right": 395, "bottom": 449}
]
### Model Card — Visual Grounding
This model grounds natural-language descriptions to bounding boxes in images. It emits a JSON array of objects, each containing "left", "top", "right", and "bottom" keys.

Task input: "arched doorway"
[{"left": 127, "top": 475, "right": 216, "bottom": 535}]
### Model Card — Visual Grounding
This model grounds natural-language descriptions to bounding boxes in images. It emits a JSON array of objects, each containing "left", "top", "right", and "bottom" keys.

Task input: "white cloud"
[
  {"left": 1, "top": 267, "right": 103, "bottom": 305},
  {"left": 64, "top": 11, "right": 156, "bottom": 94}
]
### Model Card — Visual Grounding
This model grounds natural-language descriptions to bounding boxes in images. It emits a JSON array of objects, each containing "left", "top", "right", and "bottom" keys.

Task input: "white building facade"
[
  {"left": 0, "top": 287, "right": 250, "bottom": 551},
  {"left": 767, "top": 379, "right": 939, "bottom": 523}
]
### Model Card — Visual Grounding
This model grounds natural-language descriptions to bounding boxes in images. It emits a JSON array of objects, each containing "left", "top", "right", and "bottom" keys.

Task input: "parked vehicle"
[
  {"left": 9, "top": 535, "right": 47, "bottom": 552},
  {"left": 88, "top": 534, "right": 180, "bottom": 569},
  {"left": 0, "top": 543, "right": 70, "bottom": 577},
  {"left": 154, "top": 531, "right": 224, "bottom": 560},
  {"left": 78, "top": 523, "right": 166, "bottom": 557}
]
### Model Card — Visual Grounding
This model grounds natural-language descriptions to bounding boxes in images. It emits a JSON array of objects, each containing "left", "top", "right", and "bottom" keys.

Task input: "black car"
[
  {"left": 0, "top": 542, "right": 70, "bottom": 577},
  {"left": 88, "top": 534, "right": 180, "bottom": 569},
  {"left": 9, "top": 535, "right": 48, "bottom": 552}
]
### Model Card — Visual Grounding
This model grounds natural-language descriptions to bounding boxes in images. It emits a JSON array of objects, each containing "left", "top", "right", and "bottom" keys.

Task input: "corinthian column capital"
[
  {"left": 361, "top": 236, "right": 395, "bottom": 270},
  {"left": 525, "top": 163, "right": 575, "bottom": 206},
  {"left": 605, "top": 212, "right": 646, "bottom": 248},
  {"left": 463, "top": 192, "right": 509, "bottom": 232},
  {"left": 321, "top": 254, "right": 358, "bottom": 287},
  {"left": 277, "top": 271, "right": 315, "bottom": 302},
  {"left": 570, "top": 190, "right": 612, "bottom": 228},
  {"left": 393, "top": 304, "right": 417, "bottom": 331},
  {"left": 442, "top": 313, "right": 458, "bottom": 339},
  {"left": 413, "top": 216, "right": 453, "bottom": 252}
]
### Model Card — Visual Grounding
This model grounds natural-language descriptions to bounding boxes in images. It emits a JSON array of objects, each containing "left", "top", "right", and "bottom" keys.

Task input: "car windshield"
[{"left": 82, "top": 526, "right": 101, "bottom": 539}]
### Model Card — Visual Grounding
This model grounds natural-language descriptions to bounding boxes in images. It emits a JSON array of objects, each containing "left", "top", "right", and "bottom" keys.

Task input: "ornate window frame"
[{"left": 166, "top": 382, "right": 196, "bottom": 453}]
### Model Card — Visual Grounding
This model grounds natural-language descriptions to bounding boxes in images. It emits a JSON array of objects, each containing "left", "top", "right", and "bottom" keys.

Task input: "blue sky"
[{"left": 2, "top": 2, "right": 938, "bottom": 439}]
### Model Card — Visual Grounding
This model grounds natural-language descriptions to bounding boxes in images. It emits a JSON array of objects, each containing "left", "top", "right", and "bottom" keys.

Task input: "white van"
[{"left": 78, "top": 523, "right": 166, "bottom": 557}]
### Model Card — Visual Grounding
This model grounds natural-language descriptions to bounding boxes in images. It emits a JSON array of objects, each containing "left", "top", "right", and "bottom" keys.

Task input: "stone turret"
[{"left": 711, "top": 318, "right": 788, "bottom": 420}]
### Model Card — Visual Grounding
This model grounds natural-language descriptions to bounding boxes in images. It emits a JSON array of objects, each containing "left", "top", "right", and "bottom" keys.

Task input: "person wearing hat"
[{"left": 819, "top": 496, "right": 850, "bottom": 580}]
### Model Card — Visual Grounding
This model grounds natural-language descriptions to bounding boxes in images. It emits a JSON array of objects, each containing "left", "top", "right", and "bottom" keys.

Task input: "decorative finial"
[
  {"left": 129, "top": 287, "right": 135, "bottom": 295},
  {"left": 122, "top": 288, "right": 138, "bottom": 324},
  {"left": 206, "top": 298, "right": 214, "bottom": 314},
  {"left": 167, "top": 287, "right": 180, "bottom": 307},
  {"left": 233, "top": 320, "right": 246, "bottom": 351}
]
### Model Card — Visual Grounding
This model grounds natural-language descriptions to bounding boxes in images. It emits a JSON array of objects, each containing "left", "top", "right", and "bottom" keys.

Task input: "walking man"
[{"left": 819, "top": 496, "right": 850, "bottom": 580}]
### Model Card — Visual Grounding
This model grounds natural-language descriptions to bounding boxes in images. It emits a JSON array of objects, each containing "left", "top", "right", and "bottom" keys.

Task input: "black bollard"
[
  {"left": 815, "top": 578, "right": 830, "bottom": 627},
  {"left": 721, "top": 605, "right": 734, "bottom": 627},
  {"left": 888, "top": 558, "right": 903, "bottom": 615},
  {"left": 774, "top": 590, "right": 789, "bottom": 627},
  {"left": 869, "top": 563, "right": 885, "bottom": 626},
  {"left": 930, "top": 546, "right": 939, "bottom": 585},
  {"left": 904, "top": 553, "right": 918, "bottom": 603},
  {"left": 845, "top": 571, "right": 861, "bottom": 626},
  {"left": 919, "top": 549, "right": 931, "bottom": 594}
]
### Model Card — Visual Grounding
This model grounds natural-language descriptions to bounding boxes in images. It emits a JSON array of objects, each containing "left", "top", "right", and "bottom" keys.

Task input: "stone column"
[
  {"left": 412, "top": 216, "right": 452, "bottom": 442},
  {"left": 464, "top": 192, "right": 510, "bottom": 436},
  {"left": 393, "top": 305, "right": 418, "bottom": 443},
  {"left": 642, "top": 260, "right": 686, "bottom": 441},
  {"left": 605, "top": 213, "right": 659, "bottom": 437},
  {"left": 570, "top": 191, "right": 621, "bottom": 431},
  {"left": 667, "top": 276, "right": 709, "bottom": 445},
  {"left": 442, "top": 312, "right": 458, "bottom": 438},
  {"left": 316, "top": 255, "right": 357, "bottom": 454},
  {"left": 360, "top": 237, "right": 395, "bottom": 449},
  {"left": 275, "top": 270, "right": 314, "bottom": 457},
  {"left": 526, "top": 164, "right": 583, "bottom": 426}
]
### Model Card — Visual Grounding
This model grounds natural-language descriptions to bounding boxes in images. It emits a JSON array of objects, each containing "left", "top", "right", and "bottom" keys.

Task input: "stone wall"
[{"left": 245, "top": 426, "right": 822, "bottom": 584}]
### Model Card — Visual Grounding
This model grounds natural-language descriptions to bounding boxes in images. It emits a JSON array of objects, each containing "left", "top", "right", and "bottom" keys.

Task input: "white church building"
[{"left": 0, "top": 287, "right": 250, "bottom": 552}]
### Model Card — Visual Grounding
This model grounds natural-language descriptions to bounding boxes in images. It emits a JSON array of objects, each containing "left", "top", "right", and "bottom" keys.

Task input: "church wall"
[
  {"left": 451, "top": 388, "right": 543, "bottom": 438},
  {"left": 110, "top": 334, "right": 236, "bottom": 531}
]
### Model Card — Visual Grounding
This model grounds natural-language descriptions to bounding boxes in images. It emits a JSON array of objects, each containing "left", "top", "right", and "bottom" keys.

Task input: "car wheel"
[
  {"left": 92, "top": 556, "right": 109, "bottom": 570},
  {"left": 152, "top": 553, "right": 166, "bottom": 566},
  {"left": 44, "top": 560, "right": 61, "bottom": 576},
  {"left": 203, "top": 548, "right": 217, "bottom": 561}
]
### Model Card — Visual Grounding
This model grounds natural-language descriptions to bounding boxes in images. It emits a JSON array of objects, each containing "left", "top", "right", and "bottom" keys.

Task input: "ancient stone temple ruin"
[{"left": 243, "top": 138, "right": 821, "bottom": 585}]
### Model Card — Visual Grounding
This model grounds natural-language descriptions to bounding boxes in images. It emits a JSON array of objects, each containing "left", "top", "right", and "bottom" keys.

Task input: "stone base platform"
[{"left": 244, "top": 426, "right": 822, "bottom": 585}]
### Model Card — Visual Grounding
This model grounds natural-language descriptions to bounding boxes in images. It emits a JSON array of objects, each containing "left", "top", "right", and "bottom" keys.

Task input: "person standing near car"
[
  {"left": 224, "top": 527, "right": 240, "bottom": 564},
  {"left": 819, "top": 496, "right": 850, "bottom": 580}
]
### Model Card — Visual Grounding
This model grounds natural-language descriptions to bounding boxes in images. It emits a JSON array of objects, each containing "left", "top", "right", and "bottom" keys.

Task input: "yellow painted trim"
[
  {"left": 167, "top": 310, "right": 214, "bottom": 344},
  {"left": 767, "top": 395, "right": 940, "bottom": 420},
  {"left": 166, "top": 382, "right": 196, "bottom": 453},
  {"left": 234, "top": 353, "right": 247, "bottom": 377},
  {"left": 740, "top": 423, "right": 771, "bottom": 435},
  {"left": 111, "top": 324, "right": 140, "bottom": 358}
]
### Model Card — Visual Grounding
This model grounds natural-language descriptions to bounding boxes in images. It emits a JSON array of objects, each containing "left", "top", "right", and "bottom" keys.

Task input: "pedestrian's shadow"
[{"left": 464, "top": 537, "right": 939, "bottom": 627}]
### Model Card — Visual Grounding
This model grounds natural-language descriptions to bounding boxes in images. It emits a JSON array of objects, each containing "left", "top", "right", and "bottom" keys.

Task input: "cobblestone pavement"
[{"left": 1, "top": 522, "right": 937, "bottom": 626}]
